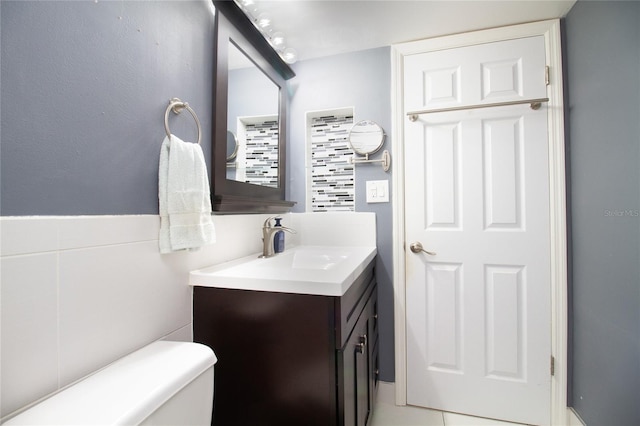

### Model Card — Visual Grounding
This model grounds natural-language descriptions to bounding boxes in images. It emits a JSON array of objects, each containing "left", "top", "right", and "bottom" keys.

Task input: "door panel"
[
  {"left": 484, "top": 264, "right": 526, "bottom": 381},
  {"left": 425, "top": 122, "right": 461, "bottom": 229},
  {"left": 483, "top": 116, "right": 525, "bottom": 229},
  {"left": 404, "top": 35, "right": 551, "bottom": 426},
  {"left": 404, "top": 36, "right": 547, "bottom": 112},
  {"left": 426, "top": 262, "right": 463, "bottom": 373}
]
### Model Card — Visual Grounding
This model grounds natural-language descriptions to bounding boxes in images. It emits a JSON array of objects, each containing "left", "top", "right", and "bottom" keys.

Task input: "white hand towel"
[{"left": 159, "top": 135, "right": 216, "bottom": 253}]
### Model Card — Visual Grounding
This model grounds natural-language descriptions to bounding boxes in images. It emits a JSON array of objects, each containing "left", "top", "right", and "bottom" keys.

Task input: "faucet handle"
[{"left": 263, "top": 216, "right": 278, "bottom": 228}]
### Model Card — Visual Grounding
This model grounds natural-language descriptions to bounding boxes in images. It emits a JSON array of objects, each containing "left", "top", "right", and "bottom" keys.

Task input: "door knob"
[{"left": 409, "top": 242, "right": 436, "bottom": 256}]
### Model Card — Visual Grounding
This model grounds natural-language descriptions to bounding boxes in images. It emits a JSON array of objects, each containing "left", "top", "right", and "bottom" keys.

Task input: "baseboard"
[
  {"left": 376, "top": 381, "right": 397, "bottom": 405},
  {"left": 567, "top": 408, "right": 586, "bottom": 426}
]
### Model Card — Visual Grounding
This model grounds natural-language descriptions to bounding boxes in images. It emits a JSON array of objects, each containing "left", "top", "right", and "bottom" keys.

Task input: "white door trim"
[{"left": 391, "top": 19, "right": 569, "bottom": 425}]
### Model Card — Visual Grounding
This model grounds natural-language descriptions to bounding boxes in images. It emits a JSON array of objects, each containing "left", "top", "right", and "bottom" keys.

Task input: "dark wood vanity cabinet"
[{"left": 193, "top": 261, "right": 378, "bottom": 426}]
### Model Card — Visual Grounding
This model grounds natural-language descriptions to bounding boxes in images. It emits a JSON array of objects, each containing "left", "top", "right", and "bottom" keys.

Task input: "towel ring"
[{"left": 164, "top": 97, "right": 202, "bottom": 145}]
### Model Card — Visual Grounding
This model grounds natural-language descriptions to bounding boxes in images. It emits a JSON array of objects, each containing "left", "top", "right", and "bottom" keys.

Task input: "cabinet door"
[
  {"left": 194, "top": 287, "right": 337, "bottom": 426},
  {"left": 367, "top": 287, "right": 379, "bottom": 416},
  {"left": 355, "top": 325, "right": 370, "bottom": 426},
  {"left": 340, "top": 306, "right": 371, "bottom": 426}
]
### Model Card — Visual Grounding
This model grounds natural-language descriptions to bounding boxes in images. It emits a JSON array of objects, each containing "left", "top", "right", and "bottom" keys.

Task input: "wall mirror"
[
  {"left": 212, "top": 1, "right": 296, "bottom": 212},
  {"left": 348, "top": 120, "right": 385, "bottom": 155},
  {"left": 348, "top": 120, "right": 392, "bottom": 172}
]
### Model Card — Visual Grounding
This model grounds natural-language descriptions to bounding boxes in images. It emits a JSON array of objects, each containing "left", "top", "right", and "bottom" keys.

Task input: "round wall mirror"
[
  {"left": 348, "top": 120, "right": 385, "bottom": 155},
  {"left": 226, "top": 130, "right": 238, "bottom": 162}
]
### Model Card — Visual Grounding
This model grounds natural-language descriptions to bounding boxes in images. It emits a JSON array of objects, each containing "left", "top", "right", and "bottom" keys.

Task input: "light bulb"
[
  {"left": 256, "top": 12, "right": 272, "bottom": 31},
  {"left": 270, "top": 32, "right": 286, "bottom": 51},
  {"left": 281, "top": 47, "right": 297, "bottom": 64},
  {"left": 236, "top": 0, "right": 258, "bottom": 15}
]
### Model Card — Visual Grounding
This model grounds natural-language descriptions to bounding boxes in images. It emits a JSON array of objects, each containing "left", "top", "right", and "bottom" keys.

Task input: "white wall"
[{"left": 0, "top": 214, "right": 272, "bottom": 421}]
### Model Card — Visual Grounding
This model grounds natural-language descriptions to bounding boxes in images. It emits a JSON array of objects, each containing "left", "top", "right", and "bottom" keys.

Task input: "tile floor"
[
  {"left": 371, "top": 383, "right": 524, "bottom": 426},
  {"left": 370, "top": 402, "right": 524, "bottom": 426}
]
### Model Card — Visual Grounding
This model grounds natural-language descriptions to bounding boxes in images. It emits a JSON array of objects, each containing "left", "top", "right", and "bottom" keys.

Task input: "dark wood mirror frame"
[{"left": 212, "top": 1, "right": 296, "bottom": 213}]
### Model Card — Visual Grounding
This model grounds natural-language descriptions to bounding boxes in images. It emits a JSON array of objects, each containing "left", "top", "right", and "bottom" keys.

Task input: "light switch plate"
[{"left": 366, "top": 180, "right": 389, "bottom": 203}]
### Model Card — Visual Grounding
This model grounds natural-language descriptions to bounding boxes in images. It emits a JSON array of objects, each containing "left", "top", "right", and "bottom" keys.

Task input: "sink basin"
[
  {"left": 189, "top": 245, "right": 376, "bottom": 296},
  {"left": 258, "top": 247, "right": 350, "bottom": 270}
]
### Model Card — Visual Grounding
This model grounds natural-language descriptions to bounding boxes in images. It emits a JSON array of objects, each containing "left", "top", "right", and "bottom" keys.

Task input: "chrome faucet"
[{"left": 260, "top": 216, "right": 296, "bottom": 258}]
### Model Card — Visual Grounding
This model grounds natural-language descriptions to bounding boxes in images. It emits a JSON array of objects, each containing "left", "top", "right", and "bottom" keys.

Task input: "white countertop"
[{"left": 189, "top": 245, "right": 377, "bottom": 296}]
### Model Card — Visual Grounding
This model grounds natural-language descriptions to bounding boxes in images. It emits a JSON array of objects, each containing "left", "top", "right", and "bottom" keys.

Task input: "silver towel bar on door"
[
  {"left": 164, "top": 97, "right": 202, "bottom": 145},
  {"left": 407, "top": 97, "right": 549, "bottom": 121}
]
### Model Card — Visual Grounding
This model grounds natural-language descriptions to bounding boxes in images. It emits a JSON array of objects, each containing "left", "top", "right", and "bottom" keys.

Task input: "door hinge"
[
  {"left": 550, "top": 355, "right": 555, "bottom": 376},
  {"left": 545, "top": 65, "right": 550, "bottom": 86}
]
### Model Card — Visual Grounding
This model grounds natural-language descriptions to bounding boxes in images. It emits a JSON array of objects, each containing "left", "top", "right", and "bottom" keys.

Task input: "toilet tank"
[{"left": 5, "top": 341, "right": 217, "bottom": 425}]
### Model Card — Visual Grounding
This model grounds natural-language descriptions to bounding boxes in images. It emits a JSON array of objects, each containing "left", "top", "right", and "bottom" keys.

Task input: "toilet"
[{"left": 5, "top": 341, "right": 217, "bottom": 425}]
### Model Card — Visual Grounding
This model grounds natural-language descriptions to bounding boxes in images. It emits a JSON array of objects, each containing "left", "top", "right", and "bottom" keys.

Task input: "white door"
[{"left": 404, "top": 36, "right": 552, "bottom": 426}]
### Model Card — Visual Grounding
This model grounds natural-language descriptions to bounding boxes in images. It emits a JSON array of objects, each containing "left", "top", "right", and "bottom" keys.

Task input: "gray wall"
[
  {"left": 1, "top": 0, "right": 396, "bottom": 382},
  {"left": 565, "top": 1, "right": 640, "bottom": 425},
  {"left": 288, "top": 48, "right": 395, "bottom": 381},
  {"left": 1, "top": 0, "right": 214, "bottom": 215}
]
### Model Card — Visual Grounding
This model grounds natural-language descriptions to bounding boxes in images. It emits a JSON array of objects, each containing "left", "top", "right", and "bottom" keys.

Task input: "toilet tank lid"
[{"left": 5, "top": 341, "right": 217, "bottom": 425}]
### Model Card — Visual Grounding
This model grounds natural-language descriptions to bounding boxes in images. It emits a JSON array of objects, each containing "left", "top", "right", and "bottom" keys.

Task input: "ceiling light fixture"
[{"left": 233, "top": 0, "right": 297, "bottom": 64}]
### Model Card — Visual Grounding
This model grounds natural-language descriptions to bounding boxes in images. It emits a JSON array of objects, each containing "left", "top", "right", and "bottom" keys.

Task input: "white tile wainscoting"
[{"left": 0, "top": 212, "right": 375, "bottom": 422}]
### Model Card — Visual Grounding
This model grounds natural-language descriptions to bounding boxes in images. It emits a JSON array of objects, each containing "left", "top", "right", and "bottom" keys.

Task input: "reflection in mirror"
[
  {"left": 226, "top": 130, "right": 238, "bottom": 180},
  {"left": 227, "top": 42, "right": 280, "bottom": 187},
  {"left": 235, "top": 116, "right": 279, "bottom": 187},
  {"left": 226, "top": 131, "right": 238, "bottom": 162},
  {"left": 348, "top": 120, "right": 385, "bottom": 155}
]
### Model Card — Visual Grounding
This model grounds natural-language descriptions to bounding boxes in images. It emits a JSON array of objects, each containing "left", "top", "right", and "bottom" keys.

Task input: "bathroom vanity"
[{"left": 191, "top": 246, "right": 378, "bottom": 426}]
